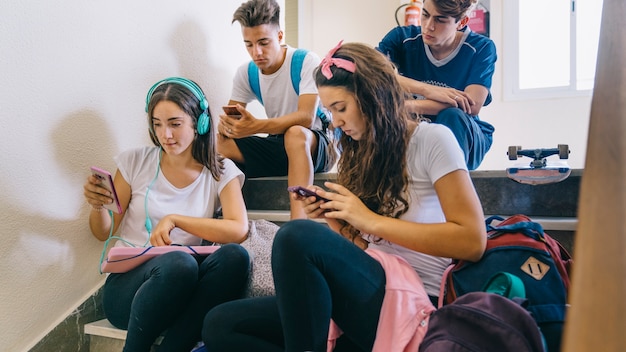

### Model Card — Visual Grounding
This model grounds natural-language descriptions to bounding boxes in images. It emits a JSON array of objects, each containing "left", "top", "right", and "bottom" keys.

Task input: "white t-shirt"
[
  {"left": 365, "top": 122, "right": 468, "bottom": 296},
  {"left": 230, "top": 46, "right": 323, "bottom": 130},
  {"left": 113, "top": 146, "right": 244, "bottom": 247}
]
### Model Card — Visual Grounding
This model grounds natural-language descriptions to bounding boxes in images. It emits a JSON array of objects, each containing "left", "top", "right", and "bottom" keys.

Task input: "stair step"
[
  {"left": 84, "top": 319, "right": 128, "bottom": 341},
  {"left": 242, "top": 173, "right": 336, "bottom": 211},
  {"left": 247, "top": 210, "right": 326, "bottom": 224},
  {"left": 84, "top": 319, "right": 162, "bottom": 352},
  {"left": 246, "top": 210, "right": 576, "bottom": 231},
  {"left": 242, "top": 170, "right": 582, "bottom": 218}
]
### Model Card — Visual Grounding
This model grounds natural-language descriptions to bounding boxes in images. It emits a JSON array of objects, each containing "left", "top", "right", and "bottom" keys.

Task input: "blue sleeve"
[
  {"left": 377, "top": 27, "right": 402, "bottom": 62},
  {"left": 377, "top": 26, "right": 420, "bottom": 63},
  {"left": 467, "top": 37, "right": 497, "bottom": 105}
]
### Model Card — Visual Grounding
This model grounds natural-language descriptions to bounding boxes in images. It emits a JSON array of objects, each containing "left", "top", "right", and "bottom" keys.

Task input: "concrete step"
[
  {"left": 243, "top": 170, "right": 581, "bottom": 255},
  {"left": 242, "top": 173, "right": 335, "bottom": 212},
  {"left": 242, "top": 170, "right": 582, "bottom": 218},
  {"left": 247, "top": 209, "right": 577, "bottom": 232}
]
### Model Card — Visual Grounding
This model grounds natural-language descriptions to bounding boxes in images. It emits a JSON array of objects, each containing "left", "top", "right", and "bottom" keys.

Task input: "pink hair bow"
[{"left": 320, "top": 40, "right": 356, "bottom": 79}]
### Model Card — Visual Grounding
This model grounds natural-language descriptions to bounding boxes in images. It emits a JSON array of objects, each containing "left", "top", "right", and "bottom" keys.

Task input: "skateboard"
[{"left": 506, "top": 144, "right": 571, "bottom": 185}]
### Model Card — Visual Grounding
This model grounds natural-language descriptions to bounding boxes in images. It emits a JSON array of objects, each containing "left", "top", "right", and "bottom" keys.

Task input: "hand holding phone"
[
  {"left": 222, "top": 105, "right": 242, "bottom": 119},
  {"left": 90, "top": 166, "right": 122, "bottom": 213},
  {"left": 287, "top": 186, "right": 329, "bottom": 202}
]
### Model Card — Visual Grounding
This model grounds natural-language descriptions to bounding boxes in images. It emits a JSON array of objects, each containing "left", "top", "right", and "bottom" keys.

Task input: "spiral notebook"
[{"left": 101, "top": 245, "right": 221, "bottom": 273}]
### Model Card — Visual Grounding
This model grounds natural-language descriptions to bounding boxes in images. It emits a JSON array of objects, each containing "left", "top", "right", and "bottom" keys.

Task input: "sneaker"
[{"left": 190, "top": 341, "right": 207, "bottom": 352}]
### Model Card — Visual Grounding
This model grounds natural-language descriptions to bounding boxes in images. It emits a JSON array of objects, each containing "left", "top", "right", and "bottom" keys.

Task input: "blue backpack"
[
  {"left": 247, "top": 49, "right": 330, "bottom": 129},
  {"left": 439, "top": 214, "right": 573, "bottom": 352}
]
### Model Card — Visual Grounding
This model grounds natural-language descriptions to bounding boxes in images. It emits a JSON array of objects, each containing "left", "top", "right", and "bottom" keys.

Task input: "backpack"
[
  {"left": 247, "top": 48, "right": 330, "bottom": 129},
  {"left": 419, "top": 291, "right": 546, "bottom": 352},
  {"left": 439, "top": 214, "right": 573, "bottom": 352}
]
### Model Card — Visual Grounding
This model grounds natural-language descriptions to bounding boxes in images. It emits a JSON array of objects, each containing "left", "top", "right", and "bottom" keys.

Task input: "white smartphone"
[{"left": 90, "top": 166, "right": 122, "bottom": 214}]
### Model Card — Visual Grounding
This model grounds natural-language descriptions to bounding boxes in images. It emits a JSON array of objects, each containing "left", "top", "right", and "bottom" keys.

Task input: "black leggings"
[
  {"left": 103, "top": 243, "right": 250, "bottom": 352},
  {"left": 203, "top": 220, "right": 386, "bottom": 352}
]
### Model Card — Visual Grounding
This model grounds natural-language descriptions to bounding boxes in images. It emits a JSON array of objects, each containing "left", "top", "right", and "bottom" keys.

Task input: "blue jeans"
[
  {"left": 103, "top": 243, "right": 250, "bottom": 352},
  {"left": 203, "top": 220, "right": 386, "bottom": 352},
  {"left": 430, "top": 107, "right": 494, "bottom": 170}
]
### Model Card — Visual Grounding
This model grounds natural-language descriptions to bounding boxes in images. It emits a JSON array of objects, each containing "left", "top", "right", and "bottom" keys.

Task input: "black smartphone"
[
  {"left": 90, "top": 166, "right": 122, "bottom": 213},
  {"left": 287, "top": 186, "right": 329, "bottom": 202}
]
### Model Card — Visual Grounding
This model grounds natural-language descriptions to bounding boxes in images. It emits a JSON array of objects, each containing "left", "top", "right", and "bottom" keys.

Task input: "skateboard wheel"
[
  {"left": 558, "top": 144, "right": 570, "bottom": 159},
  {"left": 508, "top": 145, "right": 519, "bottom": 160}
]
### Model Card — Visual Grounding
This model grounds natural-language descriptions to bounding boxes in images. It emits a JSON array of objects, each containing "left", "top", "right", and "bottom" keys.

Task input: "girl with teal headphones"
[{"left": 83, "top": 77, "right": 251, "bottom": 351}]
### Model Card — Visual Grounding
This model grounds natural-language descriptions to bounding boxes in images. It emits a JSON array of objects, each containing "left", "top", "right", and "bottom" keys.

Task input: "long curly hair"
[{"left": 314, "top": 43, "right": 411, "bottom": 242}]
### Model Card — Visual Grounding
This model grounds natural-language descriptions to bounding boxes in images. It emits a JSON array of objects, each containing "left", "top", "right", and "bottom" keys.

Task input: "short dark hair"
[
  {"left": 232, "top": 0, "right": 280, "bottom": 28},
  {"left": 427, "top": 0, "right": 477, "bottom": 22}
]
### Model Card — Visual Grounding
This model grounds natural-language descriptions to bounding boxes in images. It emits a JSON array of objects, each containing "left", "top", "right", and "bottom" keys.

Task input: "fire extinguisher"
[
  {"left": 404, "top": 0, "right": 423, "bottom": 26},
  {"left": 468, "top": 2, "right": 490, "bottom": 37}
]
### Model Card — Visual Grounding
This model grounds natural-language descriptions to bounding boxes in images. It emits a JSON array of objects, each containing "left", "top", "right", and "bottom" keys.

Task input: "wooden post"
[{"left": 561, "top": 0, "right": 626, "bottom": 350}]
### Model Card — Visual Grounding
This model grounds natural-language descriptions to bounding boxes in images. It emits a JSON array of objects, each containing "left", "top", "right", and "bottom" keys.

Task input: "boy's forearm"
[
  {"left": 397, "top": 74, "right": 430, "bottom": 96},
  {"left": 406, "top": 98, "right": 448, "bottom": 116},
  {"left": 255, "top": 112, "right": 315, "bottom": 134}
]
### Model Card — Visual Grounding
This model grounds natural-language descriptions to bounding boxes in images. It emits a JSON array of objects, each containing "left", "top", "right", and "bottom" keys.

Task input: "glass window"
[{"left": 504, "top": 0, "right": 603, "bottom": 99}]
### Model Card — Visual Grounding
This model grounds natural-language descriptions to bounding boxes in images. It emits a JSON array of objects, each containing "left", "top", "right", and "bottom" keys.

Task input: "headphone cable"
[{"left": 143, "top": 147, "right": 162, "bottom": 238}]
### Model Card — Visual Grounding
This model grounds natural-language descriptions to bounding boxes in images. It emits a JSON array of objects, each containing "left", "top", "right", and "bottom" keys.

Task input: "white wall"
[
  {"left": 0, "top": 0, "right": 590, "bottom": 350},
  {"left": 0, "top": 1, "right": 267, "bottom": 351},
  {"left": 299, "top": 0, "right": 590, "bottom": 171}
]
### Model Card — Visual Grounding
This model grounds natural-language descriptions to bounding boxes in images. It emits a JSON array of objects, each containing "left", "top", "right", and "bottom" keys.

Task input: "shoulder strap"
[
  {"left": 247, "top": 49, "right": 306, "bottom": 106},
  {"left": 291, "top": 48, "right": 332, "bottom": 128},
  {"left": 486, "top": 215, "right": 546, "bottom": 242},
  {"left": 249, "top": 49, "right": 331, "bottom": 129},
  {"left": 247, "top": 61, "right": 263, "bottom": 105},
  {"left": 438, "top": 263, "right": 455, "bottom": 308},
  {"left": 290, "top": 48, "right": 308, "bottom": 95}
]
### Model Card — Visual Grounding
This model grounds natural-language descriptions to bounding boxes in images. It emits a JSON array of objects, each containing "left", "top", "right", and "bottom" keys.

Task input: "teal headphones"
[{"left": 145, "top": 77, "right": 211, "bottom": 135}]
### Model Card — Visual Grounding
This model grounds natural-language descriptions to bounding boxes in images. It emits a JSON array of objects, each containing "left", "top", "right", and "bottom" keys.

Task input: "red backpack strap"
[{"left": 544, "top": 235, "right": 573, "bottom": 291}]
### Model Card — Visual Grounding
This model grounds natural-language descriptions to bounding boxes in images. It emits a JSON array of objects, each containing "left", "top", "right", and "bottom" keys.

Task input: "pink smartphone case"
[{"left": 90, "top": 166, "right": 123, "bottom": 214}]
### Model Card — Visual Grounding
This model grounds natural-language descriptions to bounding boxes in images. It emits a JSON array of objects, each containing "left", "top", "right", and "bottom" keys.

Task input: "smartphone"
[
  {"left": 287, "top": 186, "right": 329, "bottom": 202},
  {"left": 90, "top": 166, "right": 122, "bottom": 214},
  {"left": 222, "top": 105, "right": 242, "bottom": 119}
]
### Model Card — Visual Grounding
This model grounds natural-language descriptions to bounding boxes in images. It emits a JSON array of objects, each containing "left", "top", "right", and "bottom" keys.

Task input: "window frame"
[{"left": 502, "top": 0, "right": 594, "bottom": 101}]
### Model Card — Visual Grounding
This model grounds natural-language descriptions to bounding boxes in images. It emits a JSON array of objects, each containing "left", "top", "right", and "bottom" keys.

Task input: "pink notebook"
[{"left": 101, "top": 245, "right": 221, "bottom": 273}]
